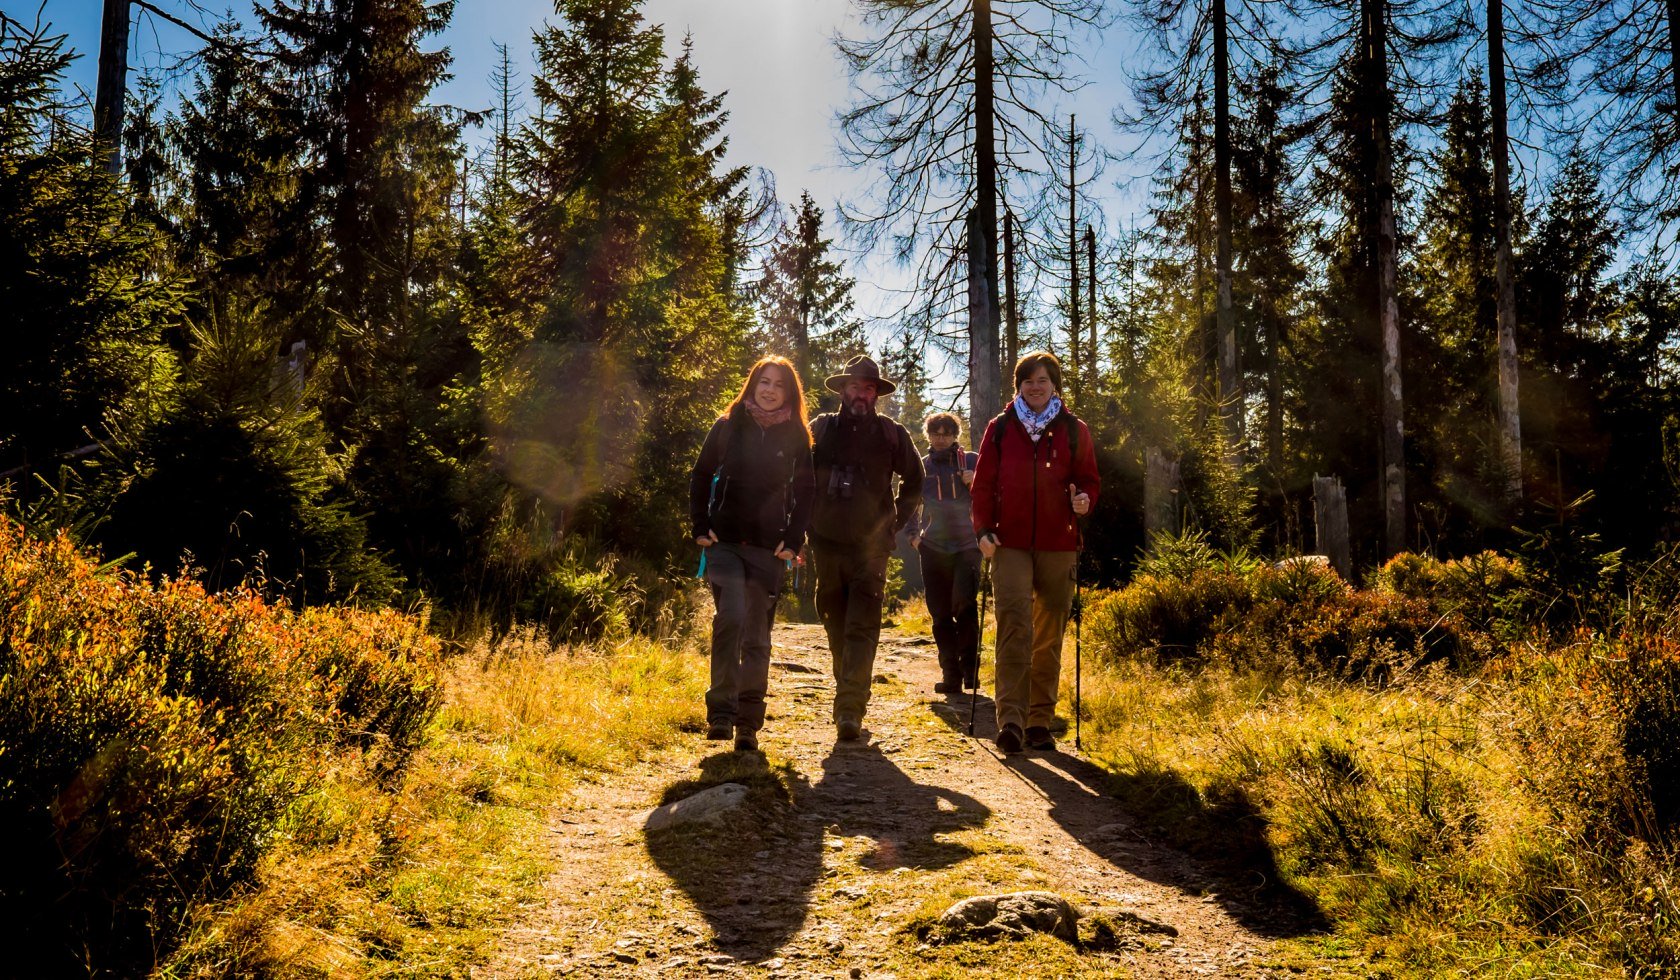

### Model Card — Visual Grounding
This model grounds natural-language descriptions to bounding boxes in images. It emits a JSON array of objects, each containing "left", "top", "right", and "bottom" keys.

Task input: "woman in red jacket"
[{"left": 970, "top": 351, "right": 1100, "bottom": 755}]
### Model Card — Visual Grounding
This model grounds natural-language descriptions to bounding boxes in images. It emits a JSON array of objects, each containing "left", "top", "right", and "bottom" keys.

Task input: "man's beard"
[{"left": 846, "top": 396, "right": 874, "bottom": 416}]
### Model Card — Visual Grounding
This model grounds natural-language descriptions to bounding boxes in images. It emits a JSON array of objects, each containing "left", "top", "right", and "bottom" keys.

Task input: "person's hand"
[
  {"left": 960, "top": 464, "right": 975, "bottom": 487},
  {"left": 695, "top": 531, "right": 718, "bottom": 548},
  {"left": 978, "top": 533, "right": 998, "bottom": 559},
  {"left": 908, "top": 532, "right": 922, "bottom": 550},
  {"left": 773, "top": 541, "right": 796, "bottom": 562},
  {"left": 1069, "top": 484, "right": 1090, "bottom": 516}
]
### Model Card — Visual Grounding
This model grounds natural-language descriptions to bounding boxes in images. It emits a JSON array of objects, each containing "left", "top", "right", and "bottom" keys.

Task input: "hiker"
[
  {"left": 809, "top": 355, "right": 923, "bottom": 740},
  {"left": 689, "top": 356, "right": 816, "bottom": 753},
  {"left": 907, "top": 411, "right": 981, "bottom": 695},
  {"left": 970, "top": 350, "right": 1100, "bottom": 755}
]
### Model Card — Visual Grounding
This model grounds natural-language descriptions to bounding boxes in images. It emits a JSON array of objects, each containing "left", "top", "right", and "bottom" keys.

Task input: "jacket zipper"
[{"left": 1029, "top": 420, "right": 1040, "bottom": 553}]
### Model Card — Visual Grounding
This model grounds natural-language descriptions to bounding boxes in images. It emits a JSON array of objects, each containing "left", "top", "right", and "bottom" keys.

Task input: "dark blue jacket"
[{"left": 912, "top": 447, "right": 980, "bottom": 554}]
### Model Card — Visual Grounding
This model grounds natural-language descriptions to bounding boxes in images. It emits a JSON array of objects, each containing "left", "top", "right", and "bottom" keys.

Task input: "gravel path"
[{"left": 485, "top": 621, "right": 1349, "bottom": 979}]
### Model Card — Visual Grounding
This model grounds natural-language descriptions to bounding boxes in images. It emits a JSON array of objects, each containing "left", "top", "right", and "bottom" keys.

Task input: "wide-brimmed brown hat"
[{"left": 824, "top": 355, "right": 897, "bottom": 395}]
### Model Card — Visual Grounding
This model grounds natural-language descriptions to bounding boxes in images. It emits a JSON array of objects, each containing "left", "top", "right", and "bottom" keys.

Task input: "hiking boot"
[
  {"left": 933, "top": 680, "right": 959, "bottom": 695},
  {"left": 734, "top": 732, "right": 759, "bottom": 752},
  {"left": 995, "top": 722, "right": 1024, "bottom": 755},
  {"left": 1025, "top": 726, "right": 1056, "bottom": 751},
  {"left": 836, "top": 718, "right": 863, "bottom": 741},
  {"left": 706, "top": 722, "right": 732, "bottom": 741}
]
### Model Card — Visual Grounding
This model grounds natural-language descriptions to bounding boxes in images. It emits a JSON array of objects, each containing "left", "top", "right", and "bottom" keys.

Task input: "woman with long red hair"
[{"left": 688, "top": 357, "right": 815, "bottom": 752}]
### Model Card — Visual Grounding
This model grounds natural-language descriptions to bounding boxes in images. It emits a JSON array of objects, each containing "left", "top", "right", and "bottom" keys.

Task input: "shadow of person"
[
  {"left": 920, "top": 693, "right": 1324, "bottom": 937},
  {"left": 813, "top": 740, "right": 990, "bottom": 871},
  {"left": 643, "top": 750, "right": 823, "bottom": 963},
  {"left": 925, "top": 688, "right": 997, "bottom": 743},
  {"left": 1012, "top": 750, "right": 1326, "bottom": 938}
]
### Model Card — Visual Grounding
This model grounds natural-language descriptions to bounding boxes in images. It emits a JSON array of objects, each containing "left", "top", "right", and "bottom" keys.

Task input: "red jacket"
[{"left": 970, "top": 407, "right": 1100, "bottom": 552}]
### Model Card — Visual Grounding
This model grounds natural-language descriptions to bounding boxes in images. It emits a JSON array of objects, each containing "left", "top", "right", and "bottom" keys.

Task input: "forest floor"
[{"left": 479, "top": 621, "right": 1367, "bottom": 979}]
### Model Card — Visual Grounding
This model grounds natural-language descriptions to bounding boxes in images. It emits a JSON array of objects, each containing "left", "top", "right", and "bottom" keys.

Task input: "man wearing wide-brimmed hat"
[{"left": 808, "top": 355, "right": 923, "bottom": 741}]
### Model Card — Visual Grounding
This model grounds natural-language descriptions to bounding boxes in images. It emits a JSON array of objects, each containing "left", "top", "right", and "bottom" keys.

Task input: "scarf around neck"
[
  {"left": 743, "top": 399, "right": 793, "bottom": 430},
  {"left": 1013, "top": 394, "right": 1063, "bottom": 442}
]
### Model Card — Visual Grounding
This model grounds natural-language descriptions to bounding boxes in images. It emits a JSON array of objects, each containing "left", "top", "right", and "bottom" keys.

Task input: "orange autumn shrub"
[
  {"left": 1086, "top": 556, "right": 1452, "bottom": 681},
  {"left": 0, "top": 517, "right": 443, "bottom": 975}
]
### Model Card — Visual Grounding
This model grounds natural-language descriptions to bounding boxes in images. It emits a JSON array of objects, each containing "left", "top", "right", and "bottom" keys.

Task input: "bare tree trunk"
[
  {"left": 95, "top": 0, "right": 131, "bottom": 176},
  {"left": 1213, "top": 0, "right": 1241, "bottom": 457},
  {"left": 1313, "top": 475, "right": 1352, "bottom": 580},
  {"left": 1267, "top": 303, "right": 1284, "bottom": 485},
  {"left": 1086, "top": 224, "right": 1097, "bottom": 398},
  {"left": 1668, "top": 0, "right": 1680, "bottom": 122},
  {"left": 1068, "top": 115, "right": 1082, "bottom": 402},
  {"left": 970, "top": 0, "right": 1003, "bottom": 429},
  {"left": 1146, "top": 448, "right": 1183, "bottom": 541},
  {"left": 1193, "top": 86, "right": 1213, "bottom": 426},
  {"left": 1489, "top": 0, "right": 1522, "bottom": 504},
  {"left": 1368, "top": 0, "right": 1406, "bottom": 556},
  {"left": 1004, "top": 209, "right": 1020, "bottom": 385}
]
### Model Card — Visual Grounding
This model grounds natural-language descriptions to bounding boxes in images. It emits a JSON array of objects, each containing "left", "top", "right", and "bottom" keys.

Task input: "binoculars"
[{"left": 826, "top": 465, "right": 857, "bottom": 500}]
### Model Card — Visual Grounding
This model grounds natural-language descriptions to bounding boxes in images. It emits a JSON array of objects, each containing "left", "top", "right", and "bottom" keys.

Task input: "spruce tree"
[
  {"left": 757, "top": 191, "right": 863, "bottom": 397},
  {"left": 508, "top": 0, "right": 751, "bottom": 561},
  {"left": 0, "top": 21, "right": 179, "bottom": 479}
]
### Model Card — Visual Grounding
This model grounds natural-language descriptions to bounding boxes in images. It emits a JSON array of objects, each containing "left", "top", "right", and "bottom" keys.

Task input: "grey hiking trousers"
[{"left": 704, "top": 542, "right": 784, "bottom": 734}]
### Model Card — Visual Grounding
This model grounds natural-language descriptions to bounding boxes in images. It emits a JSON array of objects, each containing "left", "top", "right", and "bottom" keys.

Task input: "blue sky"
[{"left": 16, "top": 0, "right": 1152, "bottom": 398}]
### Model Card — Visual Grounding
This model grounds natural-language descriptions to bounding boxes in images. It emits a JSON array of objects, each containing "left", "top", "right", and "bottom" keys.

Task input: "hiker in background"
[
  {"left": 689, "top": 356, "right": 816, "bottom": 753},
  {"left": 970, "top": 351, "right": 1100, "bottom": 755},
  {"left": 809, "top": 355, "right": 923, "bottom": 741},
  {"left": 907, "top": 412, "right": 981, "bottom": 695}
]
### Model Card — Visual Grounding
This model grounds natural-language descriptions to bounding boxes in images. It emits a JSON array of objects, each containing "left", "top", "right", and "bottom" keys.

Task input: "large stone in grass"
[
  {"left": 642, "top": 783, "right": 748, "bottom": 833},
  {"left": 938, "top": 891, "right": 1079, "bottom": 943}
]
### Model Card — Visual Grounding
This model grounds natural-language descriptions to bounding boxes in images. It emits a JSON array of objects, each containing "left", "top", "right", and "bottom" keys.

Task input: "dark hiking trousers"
[
  {"left": 919, "top": 544, "right": 981, "bottom": 686},
  {"left": 704, "top": 543, "right": 784, "bottom": 734},
  {"left": 812, "top": 543, "right": 889, "bottom": 724}
]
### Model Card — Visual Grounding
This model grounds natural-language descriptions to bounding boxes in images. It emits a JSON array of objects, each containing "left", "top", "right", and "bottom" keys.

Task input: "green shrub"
[
  {"left": 1136, "top": 527, "right": 1263, "bottom": 581},
  {"left": 1214, "top": 583, "right": 1445, "bottom": 681},
  {"left": 1089, "top": 557, "right": 1454, "bottom": 680},
  {"left": 1376, "top": 551, "right": 1530, "bottom": 656},
  {"left": 0, "top": 517, "right": 443, "bottom": 975},
  {"left": 518, "top": 547, "right": 638, "bottom": 640},
  {"left": 1085, "top": 568, "right": 1253, "bottom": 664}
]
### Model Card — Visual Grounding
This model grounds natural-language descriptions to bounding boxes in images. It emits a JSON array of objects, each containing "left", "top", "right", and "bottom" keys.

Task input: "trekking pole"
[
  {"left": 970, "top": 557, "right": 991, "bottom": 738},
  {"left": 1074, "top": 555, "right": 1082, "bottom": 752}
]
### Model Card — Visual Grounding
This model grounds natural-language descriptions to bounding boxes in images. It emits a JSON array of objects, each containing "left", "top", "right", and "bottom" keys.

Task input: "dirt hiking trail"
[{"left": 487, "top": 622, "right": 1357, "bottom": 979}]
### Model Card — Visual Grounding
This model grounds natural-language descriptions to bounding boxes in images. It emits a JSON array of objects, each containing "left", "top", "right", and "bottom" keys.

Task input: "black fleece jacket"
[
  {"left": 808, "top": 411, "right": 923, "bottom": 553},
  {"left": 689, "top": 408, "right": 816, "bottom": 552}
]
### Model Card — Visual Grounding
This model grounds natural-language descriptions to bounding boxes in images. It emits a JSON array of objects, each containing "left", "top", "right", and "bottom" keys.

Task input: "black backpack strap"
[
  {"left": 991, "top": 403, "right": 1015, "bottom": 457},
  {"left": 878, "top": 414, "right": 900, "bottom": 456},
  {"left": 811, "top": 413, "right": 835, "bottom": 466}
]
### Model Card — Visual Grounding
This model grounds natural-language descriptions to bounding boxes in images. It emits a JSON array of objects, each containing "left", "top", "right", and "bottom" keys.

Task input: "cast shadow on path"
[
  {"left": 644, "top": 738, "right": 991, "bottom": 964},
  {"left": 812, "top": 737, "right": 989, "bottom": 872},
  {"left": 643, "top": 750, "right": 822, "bottom": 963},
  {"left": 928, "top": 692, "right": 1325, "bottom": 939}
]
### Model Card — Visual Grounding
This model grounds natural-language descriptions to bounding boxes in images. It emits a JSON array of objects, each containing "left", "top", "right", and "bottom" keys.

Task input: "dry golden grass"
[
  {"left": 158, "top": 627, "right": 707, "bottom": 978},
  {"left": 1069, "top": 648, "right": 1659, "bottom": 978}
]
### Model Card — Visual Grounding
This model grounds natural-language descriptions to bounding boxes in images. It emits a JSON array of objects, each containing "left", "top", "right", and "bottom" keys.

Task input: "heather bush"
[
  {"left": 0, "top": 517, "right": 443, "bottom": 975},
  {"left": 1084, "top": 568, "right": 1253, "bottom": 664},
  {"left": 1089, "top": 556, "right": 1450, "bottom": 679},
  {"left": 1375, "top": 550, "right": 1530, "bottom": 654}
]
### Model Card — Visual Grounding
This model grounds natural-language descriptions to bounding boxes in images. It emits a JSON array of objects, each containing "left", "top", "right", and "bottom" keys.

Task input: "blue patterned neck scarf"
[{"left": 1013, "top": 394, "right": 1062, "bottom": 443}]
